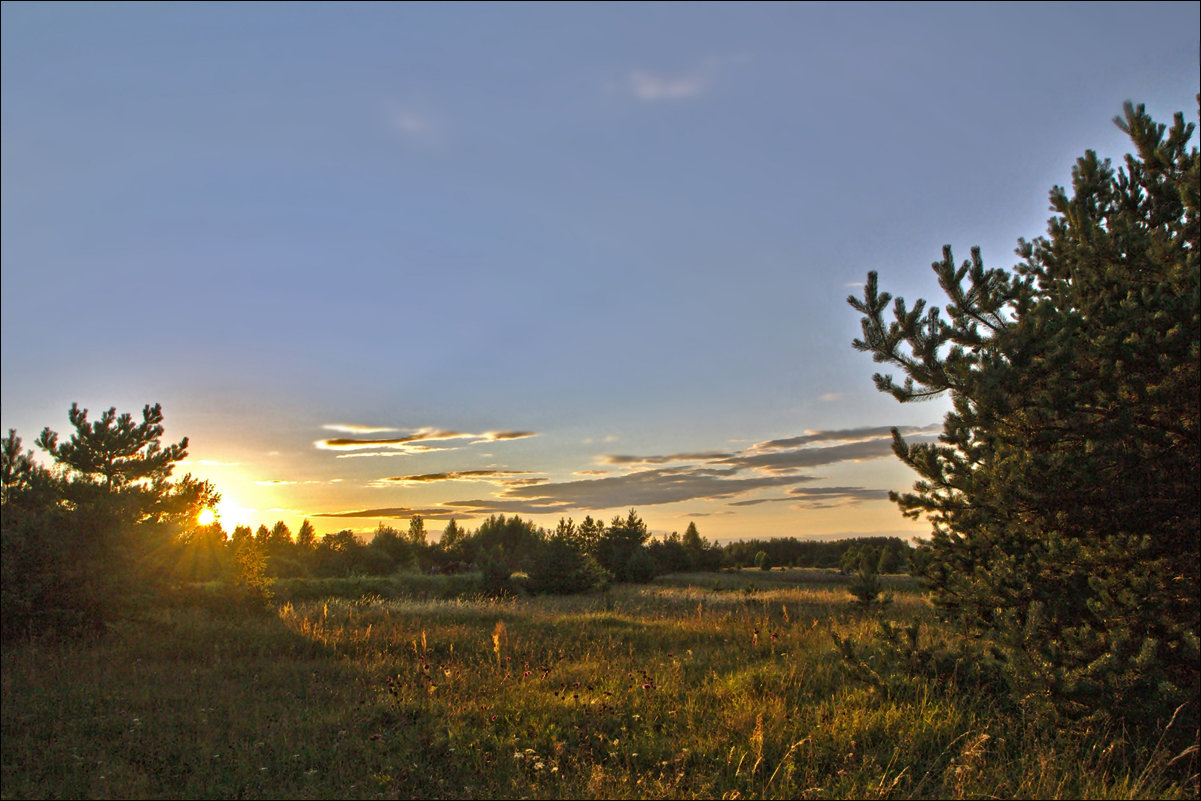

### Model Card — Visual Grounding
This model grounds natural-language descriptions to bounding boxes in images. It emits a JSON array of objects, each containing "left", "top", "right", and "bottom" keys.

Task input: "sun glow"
[
  {"left": 197, "top": 507, "right": 217, "bottom": 526},
  {"left": 215, "top": 497, "right": 255, "bottom": 530}
]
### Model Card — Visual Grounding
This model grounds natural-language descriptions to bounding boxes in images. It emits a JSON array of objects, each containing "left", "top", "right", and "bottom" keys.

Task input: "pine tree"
[
  {"left": 848, "top": 101, "right": 1199, "bottom": 724},
  {"left": 524, "top": 522, "right": 609, "bottom": 595},
  {"left": 35, "top": 403, "right": 187, "bottom": 493},
  {"left": 3, "top": 403, "right": 217, "bottom": 633},
  {"left": 596, "top": 509, "right": 651, "bottom": 582}
]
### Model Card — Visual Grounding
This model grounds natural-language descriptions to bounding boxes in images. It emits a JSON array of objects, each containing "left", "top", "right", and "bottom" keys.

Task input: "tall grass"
[{"left": 3, "top": 570, "right": 1196, "bottom": 799}]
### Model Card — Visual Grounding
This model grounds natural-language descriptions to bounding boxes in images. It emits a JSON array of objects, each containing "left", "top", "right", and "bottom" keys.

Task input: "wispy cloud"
[
  {"left": 322, "top": 423, "right": 399, "bottom": 434},
  {"left": 443, "top": 467, "right": 820, "bottom": 516},
  {"left": 335, "top": 448, "right": 448, "bottom": 459},
  {"left": 628, "top": 68, "right": 709, "bottom": 101},
  {"left": 375, "top": 469, "right": 536, "bottom": 486},
  {"left": 316, "top": 428, "right": 537, "bottom": 454},
  {"left": 484, "top": 431, "right": 538, "bottom": 441},
  {"left": 315, "top": 506, "right": 480, "bottom": 522},
  {"left": 749, "top": 425, "right": 940, "bottom": 452},
  {"left": 602, "top": 450, "right": 733, "bottom": 466},
  {"left": 729, "top": 486, "right": 891, "bottom": 509},
  {"left": 503, "top": 477, "right": 549, "bottom": 487},
  {"left": 314, "top": 423, "right": 938, "bottom": 520},
  {"left": 387, "top": 107, "right": 439, "bottom": 143}
]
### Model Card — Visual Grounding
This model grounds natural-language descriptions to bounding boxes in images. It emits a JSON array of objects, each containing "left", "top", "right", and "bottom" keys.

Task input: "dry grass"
[{"left": 2, "top": 574, "right": 1196, "bottom": 799}]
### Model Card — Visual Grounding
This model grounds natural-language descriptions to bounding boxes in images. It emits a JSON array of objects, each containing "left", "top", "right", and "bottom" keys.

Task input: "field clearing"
[{"left": 2, "top": 571, "right": 1195, "bottom": 799}]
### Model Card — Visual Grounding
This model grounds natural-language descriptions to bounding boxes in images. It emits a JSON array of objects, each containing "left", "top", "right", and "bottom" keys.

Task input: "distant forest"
[{"left": 178, "top": 511, "right": 914, "bottom": 584}]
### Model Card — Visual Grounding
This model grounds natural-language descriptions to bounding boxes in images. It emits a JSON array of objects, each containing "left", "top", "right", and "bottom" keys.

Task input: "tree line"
[{"left": 173, "top": 513, "right": 914, "bottom": 588}]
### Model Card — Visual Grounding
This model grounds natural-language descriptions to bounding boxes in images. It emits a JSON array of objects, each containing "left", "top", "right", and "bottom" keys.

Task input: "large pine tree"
[{"left": 849, "top": 101, "right": 1199, "bottom": 723}]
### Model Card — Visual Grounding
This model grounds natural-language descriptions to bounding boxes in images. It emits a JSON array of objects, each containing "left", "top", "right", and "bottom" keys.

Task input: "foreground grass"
[{"left": 3, "top": 571, "right": 1196, "bottom": 799}]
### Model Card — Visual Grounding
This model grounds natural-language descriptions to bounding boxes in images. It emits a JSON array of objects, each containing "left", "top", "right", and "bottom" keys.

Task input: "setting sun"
[
  {"left": 196, "top": 507, "right": 217, "bottom": 526},
  {"left": 215, "top": 497, "right": 255, "bottom": 529}
]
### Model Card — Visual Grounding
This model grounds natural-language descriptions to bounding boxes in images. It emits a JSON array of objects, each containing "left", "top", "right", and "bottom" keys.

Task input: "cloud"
[
  {"left": 602, "top": 450, "right": 734, "bottom": 466},
  {"left": 485, "top": 431, "right": 537, "bottom": 441},
  {"left": 375, "top": 469, "right": 536, "bottom": 485},
  {"left": 387, "top": 107, "right": 439, "bottom": 143},
  {"left": 316, "top": 428, "right": 537, "bottom": 454},
  {"left": 503, "top": 477, "right": 549, "bottom": 487},
  {"left": 595, "top": 426, "right": 939, "bottom": 475},
  {"left": 313, "top": 422, "right": 940, "bottom": 521},
  {"left": 322, "top": 423, "right": 398, "bottom": 434},
  {"left": 728, "top": 486, "right": 891, "bottom": 509},
  {"left": 314, "top": 506, "right": 469, "bottom": 522},
  {"left": 316, "top": 429, "right": 469, "bottom": 451},
  {"left": 440, "top": 498, "right": 577, "bottom": 515},
  {"left": 335, "top": 447, "right": 449, "bottom": 459},
  {"left": 628, "top": 68, "right": 709, "bottom": 101},
  {"left": 445, "top": 466, "right": 821, "bottom": 515},
  {"left": 749, "top": 424, "right": 939, "bottom": 452}
]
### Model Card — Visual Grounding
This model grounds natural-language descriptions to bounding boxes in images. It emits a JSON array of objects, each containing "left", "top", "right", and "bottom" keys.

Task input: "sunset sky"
[{"left": 3, "top": 1, "right": 1197, "bottom": 542}]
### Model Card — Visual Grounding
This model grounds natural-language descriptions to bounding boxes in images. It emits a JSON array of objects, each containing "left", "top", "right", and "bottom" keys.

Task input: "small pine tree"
[
  {"left": 524, "top": 529, "right": 609, "bottom": 595},
  {"left": 847, "top": 554, "right": 890, "bottom": 608}
]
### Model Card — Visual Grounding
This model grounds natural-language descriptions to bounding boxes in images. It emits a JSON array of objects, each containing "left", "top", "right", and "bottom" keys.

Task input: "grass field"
[{"left": 2, "top": 569, "right": 1196, "bottom": 799}]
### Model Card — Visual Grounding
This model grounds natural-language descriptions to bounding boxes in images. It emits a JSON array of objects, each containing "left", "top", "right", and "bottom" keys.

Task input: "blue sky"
[{"left": 3, "top": 1, "right": 1198, "bottom": 540}]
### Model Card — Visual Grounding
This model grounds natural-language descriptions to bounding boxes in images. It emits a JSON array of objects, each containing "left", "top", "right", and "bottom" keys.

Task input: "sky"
[{"left": 3, "top": 1, "right": 1198, "bottom": 542}]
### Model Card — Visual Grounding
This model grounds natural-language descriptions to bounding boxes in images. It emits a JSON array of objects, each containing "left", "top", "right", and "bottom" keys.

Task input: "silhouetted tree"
[
  {"left": 295, "top": 519, "right": 317, "bottom": 551},
  {"left": 595, "top": 509, "right": 651, "bottom": 582},
  {"left": 525, "top": 524, "right": 608, "bottom": 595},
  {"left": 471, "top": 515, "right": 541, "bottom": 570},
  {"left": 577, "top": 515, "right": 606, "bottom": 557},
  {"left": 407, "top": 515, "right": 427, "bottom": 546},
  {"left": 3, "top": 403, "right": 217, "bottom": 634}
]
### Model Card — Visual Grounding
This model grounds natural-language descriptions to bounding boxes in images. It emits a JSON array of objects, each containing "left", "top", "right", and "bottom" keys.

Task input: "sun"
[
  {"left": 215, "top": 496, "right": 255, "bottom": 530},
  {"left": 197, "top": 507, "right": 217, "bottom": 526}
]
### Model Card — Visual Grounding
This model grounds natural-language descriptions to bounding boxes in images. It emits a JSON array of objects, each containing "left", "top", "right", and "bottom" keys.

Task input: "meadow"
[{"left": 2, "top": 569, "right": 1196, "bottom": 799}]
